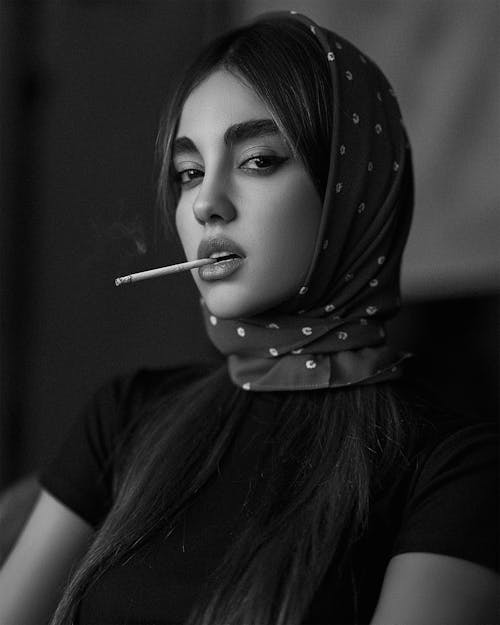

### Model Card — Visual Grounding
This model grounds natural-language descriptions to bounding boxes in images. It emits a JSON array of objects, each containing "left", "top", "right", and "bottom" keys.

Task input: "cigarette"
[{"left": 115, "top": 257, "right": 217, "bottom": 286}]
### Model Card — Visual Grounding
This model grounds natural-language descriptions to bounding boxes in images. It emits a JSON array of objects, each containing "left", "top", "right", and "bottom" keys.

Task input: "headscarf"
[{"left": 201, "top": 10, "right": 414, "bottom": 391}]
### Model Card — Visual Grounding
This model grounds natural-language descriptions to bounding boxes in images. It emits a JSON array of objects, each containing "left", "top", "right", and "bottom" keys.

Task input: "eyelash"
[{"left": 174, "top": 155, "right": 288, "bottom": 188}]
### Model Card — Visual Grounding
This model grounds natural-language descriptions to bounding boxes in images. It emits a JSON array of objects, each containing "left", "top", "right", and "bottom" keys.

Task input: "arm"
[
  {"left": 0, "top": 488, "right": 94, "bottom": 625},
  {"left": 370, "top": 552, "right": 500, "bottom": 625}
]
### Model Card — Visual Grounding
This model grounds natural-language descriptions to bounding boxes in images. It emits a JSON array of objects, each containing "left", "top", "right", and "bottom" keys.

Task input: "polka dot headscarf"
[{"left": 201, "top": 10, "right": 414, "bottom": 391}]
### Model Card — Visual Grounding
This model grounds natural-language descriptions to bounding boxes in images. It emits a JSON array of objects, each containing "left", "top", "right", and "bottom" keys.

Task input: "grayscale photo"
[{"left": 0, "top": 1, "right": 498, "bottom": 623}]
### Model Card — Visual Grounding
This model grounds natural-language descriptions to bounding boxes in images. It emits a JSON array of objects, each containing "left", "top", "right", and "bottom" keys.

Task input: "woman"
[{"left": 0, "top": 10, "right": 497, "bottom": 625}]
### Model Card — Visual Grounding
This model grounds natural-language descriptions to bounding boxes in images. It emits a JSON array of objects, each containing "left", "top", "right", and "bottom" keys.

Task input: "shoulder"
[
  {"left": 98, "top": 360, "right": 222, "bottom": 426},
  {"left": 109, "top": 360, "right": 218, "bottom": 406},
  {"left": 383, "top": 380, "right": 498, "bottom": 573},
  {"left": 389, "top": 376, "right": 497, "bottom": 462},
  {"left": 400, "top": 382, "right": 498, "bottom": 493},
  {"left": 99, "top": 360, "right": 234, "bottom": 452},
  {"left": 37, "top": 361, "right": 225, "bottom": 528}
]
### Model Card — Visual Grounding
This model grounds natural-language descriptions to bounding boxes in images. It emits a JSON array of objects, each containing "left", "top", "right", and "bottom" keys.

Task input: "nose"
[{"left": 192, "top": 173, "right": 236, "bottom": 225}]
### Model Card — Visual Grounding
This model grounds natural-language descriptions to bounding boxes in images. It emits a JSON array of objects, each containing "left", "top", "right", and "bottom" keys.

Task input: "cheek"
[
  {"left": 266, "top": 181, "right": 320, "bottom": 261},
  {"left": 249, "top": 178, "right": 321, "bottom": 294}
]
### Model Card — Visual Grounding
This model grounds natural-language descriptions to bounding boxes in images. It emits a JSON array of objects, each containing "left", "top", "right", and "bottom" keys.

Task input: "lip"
[
  {"left": 197, "top": 236, "right": 246, "bottom": 261},
  {"left": 197, "top": 236, "right": 246, "bottom": 282},
  {"left": 198, "top": 256, "right": 244, "bottom": 281}
]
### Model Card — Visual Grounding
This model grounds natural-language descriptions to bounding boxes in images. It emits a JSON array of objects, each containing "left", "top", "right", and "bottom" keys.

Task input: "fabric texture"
[
  {"left": 38, "top": 365, "right": 499, "bottom": 625},
  {"left": 202, "top": 10, "right": 414, "bottom": 391}
]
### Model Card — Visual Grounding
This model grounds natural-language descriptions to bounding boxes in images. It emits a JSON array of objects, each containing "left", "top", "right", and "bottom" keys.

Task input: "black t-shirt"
[{"left": 38, "top": 364, "right": 499, "bottom": 624}]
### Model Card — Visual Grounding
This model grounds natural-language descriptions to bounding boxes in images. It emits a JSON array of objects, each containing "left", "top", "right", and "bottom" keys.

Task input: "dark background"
[{"left": 1, "top": 1, "right": 498, "bottom": 491}]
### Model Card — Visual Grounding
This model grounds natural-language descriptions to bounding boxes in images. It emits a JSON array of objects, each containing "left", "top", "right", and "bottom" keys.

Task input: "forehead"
[{"left": 176, "top": 69, "right": 271, "bottom": 137}]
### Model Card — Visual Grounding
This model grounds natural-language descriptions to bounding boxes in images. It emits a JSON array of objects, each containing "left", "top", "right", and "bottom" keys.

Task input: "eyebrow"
[{"left": 173, "top": 118, "right": 283, "bottom": 157}]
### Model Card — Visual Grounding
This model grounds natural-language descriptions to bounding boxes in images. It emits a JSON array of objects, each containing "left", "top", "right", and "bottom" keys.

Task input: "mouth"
[
  {"left": 198, "top": 252, "right": 244, "bottom": 281},
  {"left": 209, "top": 251, "right": 242, "bottom": 263},
  {"left": 197, "top": 236, "right": 246, "bottom": 282}
]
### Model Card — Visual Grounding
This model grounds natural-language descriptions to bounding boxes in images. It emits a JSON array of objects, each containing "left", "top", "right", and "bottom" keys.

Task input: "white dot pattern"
[{"left": 202, "top": 12, "right": 411, "bottom": 393}]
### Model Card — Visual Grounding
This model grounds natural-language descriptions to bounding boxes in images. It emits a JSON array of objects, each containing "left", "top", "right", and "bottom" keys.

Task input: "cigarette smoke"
[{"left": 81, "top": 209, "right": 150, "bottom": 277}]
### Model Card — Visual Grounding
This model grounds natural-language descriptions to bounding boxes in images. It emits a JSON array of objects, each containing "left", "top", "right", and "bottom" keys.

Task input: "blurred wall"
[
  {"left": 1, "top": 4, "right": 45, "bottom": 489},
  {"left": 0, "top": 1, "right": 498, "bottom": 490}
]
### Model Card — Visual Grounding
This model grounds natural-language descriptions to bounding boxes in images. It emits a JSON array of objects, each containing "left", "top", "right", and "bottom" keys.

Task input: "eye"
[
  {"left": 240, "top": 154, "right": 288, "bottom": 173},
  {"left": 175, "top": 167, "right": 204, "bottom": 187}
]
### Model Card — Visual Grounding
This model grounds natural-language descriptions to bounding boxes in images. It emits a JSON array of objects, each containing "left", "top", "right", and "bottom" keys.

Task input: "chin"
[
  {"left": 204, "top": 299, "right": 257, "bottom": 320},
  {"left": 202, "top": 288, "right": 275, "bottom": 320}
]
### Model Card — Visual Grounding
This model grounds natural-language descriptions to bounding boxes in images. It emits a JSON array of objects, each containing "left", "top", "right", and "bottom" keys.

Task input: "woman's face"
[{"left": 173, "top": 69, "right": 322, "bottom": 319}]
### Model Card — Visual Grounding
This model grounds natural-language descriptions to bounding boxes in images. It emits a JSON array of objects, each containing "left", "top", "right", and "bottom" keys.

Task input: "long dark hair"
[{"left": 50, "top": 17, "right": 414, "bottom": 625}]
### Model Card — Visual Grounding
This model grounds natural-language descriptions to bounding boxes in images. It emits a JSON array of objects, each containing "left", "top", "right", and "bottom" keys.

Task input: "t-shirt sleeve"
[
  {"left": 391, "top": 420, "right": 499, "bottom": 573},
  {"left": 37, "top": 374, "right": 135, "bottom": 528},
  {"left": 37, "top": 364, "right": 210, "bottom": 529}
]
